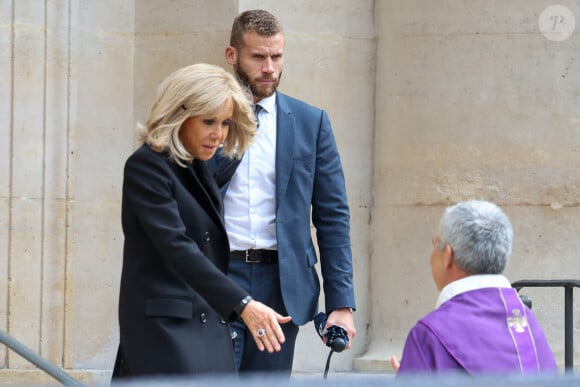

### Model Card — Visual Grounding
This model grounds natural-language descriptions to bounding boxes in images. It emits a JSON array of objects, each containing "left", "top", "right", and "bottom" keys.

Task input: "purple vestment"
[{"left": 398, "top": 287, "right": 558, "bottom": 375}]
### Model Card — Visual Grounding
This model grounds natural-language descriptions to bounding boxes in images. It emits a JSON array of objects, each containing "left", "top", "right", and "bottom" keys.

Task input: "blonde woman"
[{"left": 113, "top": 64, "right": 291, "bottom": 378}]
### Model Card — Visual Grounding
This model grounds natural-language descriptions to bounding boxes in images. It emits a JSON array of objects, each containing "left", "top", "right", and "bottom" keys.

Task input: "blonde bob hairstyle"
[{"left": 139, "top": 63, "right": 256, "bottom": 166}]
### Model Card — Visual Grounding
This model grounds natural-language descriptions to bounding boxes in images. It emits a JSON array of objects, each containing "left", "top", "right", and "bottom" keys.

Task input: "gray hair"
[{"left": 438, "top": 200, "right": 513, "bottom": 274}]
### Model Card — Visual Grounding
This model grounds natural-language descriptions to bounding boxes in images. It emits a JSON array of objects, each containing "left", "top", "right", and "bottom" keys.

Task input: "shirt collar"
[
  {"left": 436, "top": 274, "right": 512, "bottom": 308},
  {"left": 256, "top": 93, "right": 276, "bottom": 114}
]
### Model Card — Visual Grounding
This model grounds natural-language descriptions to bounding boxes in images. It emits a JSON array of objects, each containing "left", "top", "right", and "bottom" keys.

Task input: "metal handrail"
[
  {"left": 0, "top": 329, "right": 83, "bottom": 386},
  {"left": 511, "top": 279, "right": 580, "bottom": 373}
]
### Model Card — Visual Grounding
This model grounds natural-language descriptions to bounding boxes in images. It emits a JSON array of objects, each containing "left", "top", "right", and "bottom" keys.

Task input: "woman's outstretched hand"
[{"left": 241, "top": 300, "right": 292, "bottom": 352}]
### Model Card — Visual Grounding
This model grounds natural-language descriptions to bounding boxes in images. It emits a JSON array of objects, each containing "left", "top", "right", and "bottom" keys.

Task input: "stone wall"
[
  {"left": 362, "top": 0, "right": 580, "bottom": 372},
  {"left": 1, "top": 0, "right": 579, "bottom": 385}
]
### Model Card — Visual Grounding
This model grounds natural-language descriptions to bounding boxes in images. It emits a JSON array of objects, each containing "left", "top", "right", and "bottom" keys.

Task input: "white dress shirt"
[
  {"left": 223, "top": 94, "right": 277, "bottom": 250},
  {"left": 436, "top": 274, "right": 512, "bottom": 308}
]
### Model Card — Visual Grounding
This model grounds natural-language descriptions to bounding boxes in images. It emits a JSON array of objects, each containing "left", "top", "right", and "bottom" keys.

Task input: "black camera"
[{"left": 313, "top": 312, "right": 349, "bottom": 352}]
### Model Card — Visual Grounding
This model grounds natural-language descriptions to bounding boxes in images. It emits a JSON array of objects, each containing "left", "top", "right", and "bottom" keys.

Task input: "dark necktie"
[{"left": 253, "top": 104, "right": 263, "bottom": 129}]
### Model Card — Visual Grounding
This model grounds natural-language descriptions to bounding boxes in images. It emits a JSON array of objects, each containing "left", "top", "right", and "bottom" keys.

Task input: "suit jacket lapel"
[{"left": 275, "top": 92, "right": 295, "bottom": 209}]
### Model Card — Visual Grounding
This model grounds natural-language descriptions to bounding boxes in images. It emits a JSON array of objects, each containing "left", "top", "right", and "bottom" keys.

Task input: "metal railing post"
[
  {"left": 0, "top": 329, "right": 83, "bottom": 386},
  {"left": 565, "top": 286, "right": 574, "bottom": 370},
  {"left": 511, "top": 279, "right": 580, "bottom": 374}
]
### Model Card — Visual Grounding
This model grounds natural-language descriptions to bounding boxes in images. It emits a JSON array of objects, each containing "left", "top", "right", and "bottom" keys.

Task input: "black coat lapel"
[
  {"left": 171, "top": 160, "right": 225, "bottom": 228},
  {"left": 210, "top": 151, "right": 243, "bottom": 189},
  {"left": 191, "top": 160, "right": 223, "bottom": 217}
]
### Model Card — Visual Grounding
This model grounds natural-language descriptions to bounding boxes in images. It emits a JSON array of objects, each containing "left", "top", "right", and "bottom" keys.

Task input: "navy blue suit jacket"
[{"left": 211, "top": 92, "right": 355, "bottom": 325}]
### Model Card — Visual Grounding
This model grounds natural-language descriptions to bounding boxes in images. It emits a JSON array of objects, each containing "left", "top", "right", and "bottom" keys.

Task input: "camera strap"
[{"left": 323, "top": 349, "right": 335, "bottom": 379}]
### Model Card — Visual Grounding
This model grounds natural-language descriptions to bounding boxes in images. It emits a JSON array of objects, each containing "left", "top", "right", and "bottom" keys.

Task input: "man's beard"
[{"left": 235, "top": 60, "right": 282, "bottom": 101}]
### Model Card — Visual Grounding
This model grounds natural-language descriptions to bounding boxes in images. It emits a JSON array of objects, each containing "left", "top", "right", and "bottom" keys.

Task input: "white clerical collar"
[
  {"left": 436, "top": 274, "right": 512, "bottom": 308},
  {"left": 256, "top": 93, "right": 276, "bottom": 114}
]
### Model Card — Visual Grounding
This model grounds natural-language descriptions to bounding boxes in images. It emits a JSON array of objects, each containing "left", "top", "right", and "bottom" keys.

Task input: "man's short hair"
[{"left": 230, "top": 9, "right": 283, "bottom": 49}]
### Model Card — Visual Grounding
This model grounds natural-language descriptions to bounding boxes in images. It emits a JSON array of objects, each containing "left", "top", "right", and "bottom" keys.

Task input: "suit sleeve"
[
  {"left": 311, "top": 110, "right": 356, "bottom": 312},
  {"left": 123, "top": 150, "right": 247, "bottom": 320}
]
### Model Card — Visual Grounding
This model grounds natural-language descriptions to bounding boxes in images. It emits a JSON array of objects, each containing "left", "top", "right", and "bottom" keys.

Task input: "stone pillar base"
[{"left": 353, "top": 342, "right": 401, "bottom": 375}]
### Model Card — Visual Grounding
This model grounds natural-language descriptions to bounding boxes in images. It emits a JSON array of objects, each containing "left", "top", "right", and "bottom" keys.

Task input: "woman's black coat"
[{"left": 113, "top": 144, "right": 247, "bottom": 376}]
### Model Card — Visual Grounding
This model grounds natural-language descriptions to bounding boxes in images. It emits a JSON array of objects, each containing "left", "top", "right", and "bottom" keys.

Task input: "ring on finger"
[{"left": 257, "top": 328, "right": 266, "bottom": 337}]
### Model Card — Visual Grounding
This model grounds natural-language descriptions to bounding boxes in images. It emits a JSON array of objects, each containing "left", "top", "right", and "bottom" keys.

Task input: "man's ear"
[
  {"left": 442, "top": 244, "right": 454, "bottom": 269},
  {"left": 225, "top": 46, "right": 237, "bottom": 65}
]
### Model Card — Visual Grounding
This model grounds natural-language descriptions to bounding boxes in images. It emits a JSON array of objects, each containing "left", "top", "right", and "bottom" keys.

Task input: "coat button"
[
  {"left": 219, "top": 318, "right": 226, "bottom": 324},
  {"left": 200, "top": 313, "right": 207, "bottom": 323},
  {"left": 203, "top": 232, "right": 210, "bottom": 242}
]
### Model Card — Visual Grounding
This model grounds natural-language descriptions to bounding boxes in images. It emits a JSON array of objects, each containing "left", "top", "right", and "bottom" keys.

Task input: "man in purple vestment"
[{"left": 391, "top": 200, "right": 558, "bottom": 375}]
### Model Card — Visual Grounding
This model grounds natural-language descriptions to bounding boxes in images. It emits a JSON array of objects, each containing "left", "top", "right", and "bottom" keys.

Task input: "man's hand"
[
  {"left": 390, "top": 355, "right": 400, "bottom": 372},
  {"left": 324, "top": 308, "right": 356, "bottom": 350}
]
